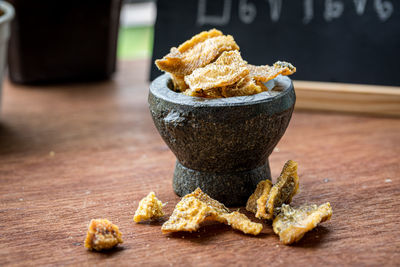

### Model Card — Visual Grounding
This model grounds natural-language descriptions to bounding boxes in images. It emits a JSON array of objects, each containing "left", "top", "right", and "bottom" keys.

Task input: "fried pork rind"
[
  {"left": 84, "top": 219, "right": 123, "bottom": 251},
  {"left": 246, "top": 160, "right": 299, "bottom": 220},
  {"left": 183, "top": 51, "right": 265, "bottom": 98},
  {"left": 247, "top": 61, "right": 296, "bottom": 84},
  {"left": 133, "top": 192, "right": 165, "bottom": 223},
  {"left": 220, "top": 76, "right": 263, "bottom": 97},
  {"left": 220, "top": 211, "right": 263, "bottom": 235},
  {"left": 273, "top": 203, "right": 333, "bottom": 245},
  {"left": 183, "top": 88, "right": 224, "bottom": 98},
  {"left": 161, "top": 188, "right": 262, "bottom": 235},
  {"left": 171, "top": 74, "right": 188, "bottom": 91},
  {"left": 184, "top": 51, "right": 249, "bottom": 92},
  {"left": 264, "top": 160, "right": 299, "bottom": 219},
  {"left": 246, "top": 180, "right": 273, "bottom": 214},
  {"left": 155, "top": 29, "right": 239, "bottom": 91}
]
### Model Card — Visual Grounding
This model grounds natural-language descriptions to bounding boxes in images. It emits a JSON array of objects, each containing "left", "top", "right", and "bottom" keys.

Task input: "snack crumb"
[
  {"left": 134, "top": 192, "right": 165, "bottom": 223},
  {"left": 84, "top": 219, "right": 123, "bottom": 251}
]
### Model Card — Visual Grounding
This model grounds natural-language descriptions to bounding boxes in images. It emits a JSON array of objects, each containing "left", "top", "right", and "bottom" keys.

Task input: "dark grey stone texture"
[{"left": 148, "top": 74, "right": 295, "bottom": 206}]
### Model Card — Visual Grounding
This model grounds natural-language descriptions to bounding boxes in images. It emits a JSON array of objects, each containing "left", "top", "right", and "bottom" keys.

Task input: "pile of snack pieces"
[
  {"left": 155, "top": 29, "right": 296, "bottom": 98},
  {"left": 84, "top": 160, "right": 333, "bottom": 251}
]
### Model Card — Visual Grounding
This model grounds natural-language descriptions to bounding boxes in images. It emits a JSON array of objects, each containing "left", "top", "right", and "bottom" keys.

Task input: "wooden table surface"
[{"left": 1, "top": 60, "right": 399, "bottom": 266}]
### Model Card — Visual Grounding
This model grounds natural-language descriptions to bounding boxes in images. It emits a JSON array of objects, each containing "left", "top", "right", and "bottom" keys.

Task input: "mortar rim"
[{"left": 149, "top": 73, "right": 294, "bottom": 108}]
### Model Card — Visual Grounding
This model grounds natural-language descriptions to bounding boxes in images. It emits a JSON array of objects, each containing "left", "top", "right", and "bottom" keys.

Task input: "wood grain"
[
  {"left": 0, "top": 60, "right": 399, "bottom": 266},
  {"left": 294, "top": 80, "right": 400, "bottom": 117}
]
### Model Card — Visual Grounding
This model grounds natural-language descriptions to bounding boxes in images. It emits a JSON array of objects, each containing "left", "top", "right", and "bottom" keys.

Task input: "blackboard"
[{"left": 151, "top": 0, "right": 400, "bottom": 86}]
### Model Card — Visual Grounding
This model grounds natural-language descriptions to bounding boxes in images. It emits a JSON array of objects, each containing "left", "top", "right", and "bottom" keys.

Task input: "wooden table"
[{"left": 1, "top": 60, "right": 399, "bottom": 266}]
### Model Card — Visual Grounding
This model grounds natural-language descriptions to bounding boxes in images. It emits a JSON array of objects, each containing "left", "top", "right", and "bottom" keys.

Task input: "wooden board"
[
  {"left": 0, "top": 60, "right": 399, "bottom": 266},
  {"left": 294, "top": 80, "right": 400, "bottom": 117}
]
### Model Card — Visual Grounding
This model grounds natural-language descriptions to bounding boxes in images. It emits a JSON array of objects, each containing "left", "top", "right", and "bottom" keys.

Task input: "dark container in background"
[{"left": 7, "top": 0, "right": 122, "bottom": 84}]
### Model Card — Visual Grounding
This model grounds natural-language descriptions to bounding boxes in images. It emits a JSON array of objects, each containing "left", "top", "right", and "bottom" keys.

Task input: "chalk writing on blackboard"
[
  {"left": 324, "top": 0, "right": 344, "bottom": 21},
  {"left": 268, "top": 0, "right": 282, "bottom": 22},
  {"left": 197, "top": 0, "right": 232, "bottom": 26},
  {"left": 354, "top": 0, "right": 367, "bottom": 15},
  {"left": 239, "top": 0, "right": 257, "bottom": 24},
  {"left": 197, "top": 0, "right": 394, "bottom": 26}
]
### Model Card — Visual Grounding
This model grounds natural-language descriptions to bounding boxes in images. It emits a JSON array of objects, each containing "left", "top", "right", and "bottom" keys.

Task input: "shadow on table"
[
  {"left": 0, "top": 123, "right": 28, "bottom": 155},
  {"left": 135, "top": 218, "right": 166, "bottom": 226},
  {"left": 291, "top": 225, "right": 331, "bottom": 248},
  {"left": 87, "top": 246, "right": 125, "bottom": 258}
]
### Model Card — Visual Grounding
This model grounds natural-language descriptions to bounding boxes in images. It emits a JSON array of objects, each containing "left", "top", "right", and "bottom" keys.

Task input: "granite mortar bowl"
[{"left": 149, "top": 74, "right": 295, "bottom": 206}]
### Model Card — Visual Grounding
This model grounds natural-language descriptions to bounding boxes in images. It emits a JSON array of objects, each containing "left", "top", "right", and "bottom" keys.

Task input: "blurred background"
[
  {"left": 2, "top": 0, "right": 399, "bottom": 86},
  {"left": 118, "top": 0, "right": 155, "bottom": 61}
]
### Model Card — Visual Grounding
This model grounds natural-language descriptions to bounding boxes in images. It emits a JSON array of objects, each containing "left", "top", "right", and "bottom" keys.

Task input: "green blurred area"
[{"left": 117, "top": 26, "right": 154, "bottom": 60}]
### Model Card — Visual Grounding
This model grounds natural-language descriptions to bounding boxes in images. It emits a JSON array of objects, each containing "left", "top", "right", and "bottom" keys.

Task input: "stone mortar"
[{"left": 148, "top": 74, "right": 295, "bottom": 206}]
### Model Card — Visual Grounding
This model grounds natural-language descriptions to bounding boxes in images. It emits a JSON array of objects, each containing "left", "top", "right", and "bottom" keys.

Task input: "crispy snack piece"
[
  {"left": 171, "top": 74, "right": 188, "bottom": 92},
  {"left": 161, "top": 188, "right": 228, "bottom": 233},
  {"left": 264, "top": 160, "right": 299, "bottom": 219},
  {"left": 177, "top": 28, "right": 223, "bottom": 53},
  {"left": 273, "top": 203, "right": 333, "bottom": 245},
  {"left": 184, "top": 76, "right": 263, "bottom": 98},
  {"left": 183, "top": 88, "right": 224, "bottom": 98},
  {"left": 248, "top": 61, "right": 296, "bottom": 83},
  {"left": 246, "top": 160, "right": 299, "bottom": 220},
  {"left": 220, "top": 76, "right": 263, "bottom": 97},
  {"left": 133, "top": 192, "right": 165, "bottom": 223},
  {"left": 256, "top": 80, "right": 269, "bottom": 92},
  {"left": 161, "top": 188, "right": 262, "bottom": 235},
  {"left": 84, "top": 219, "right": 123, "bottom": 251},
  {"left": 246, "top": 180, "right": 273, "bottom": 214},
  {"left": 184, "top": 51, "right": 249, "bottom": 92},
  {"left": 219, "top": 211, "right": 263, "bottom": 235},
  {"left": 155, "top": 29, "right": 239, "bottom": 81}
]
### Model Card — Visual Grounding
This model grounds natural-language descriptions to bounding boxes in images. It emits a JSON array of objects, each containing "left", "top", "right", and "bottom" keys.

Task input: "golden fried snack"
[
  {"left": 246, "top": 160, "right": 299, "bottom": 220},
  {"left": 220, "top": 76, "right": 263, "bottom": 97},
  {"left": 154, "top": 29, "right": 297, "bottom": 97},
  {"left": 246, "top": 180, "right": 272, "bottom": 214},
  {"left": 219, "top": 211, "right": 263, "bottom": 235},
  {"left": 171, "top": 74, "right": 188, "bottom": 91},
  {"left": 84, "top": 219, "right": 123, "bottom": 251},
  {"left": 133, "top": 192, "right": 165, "bottom": 223},
  {"left": 256, "top": 80, "right": 269, "bottom": 92},
  {"left": 247, "top": 61, "right": 296, "bottom": 83},
  {"left": 155, "top": 29, "right": 239, "bottom": 91},
  {"left": 161, "top": 188, "right": 262, "bottom": 235},
  {"left": 184, "top": 75, "right": 263, "bottom": 98},
  {"left": 273, "top": 203, "right": 333, "bottom": 245},
  {"left": 264, "top": 160, "right": 299, "bottom": 219},
  {"left": 255, "top": 180, "right": 273, "bottom": 219},
  {"left": 189, "top": 188, "right": 229, "bottom": 214},
  {"left": 183, "top": 88, "right": 223, "bottom": 98},
  {"left": 177, "top": 28, "right": 223, "bottom": 53},
  {"left": 184, "top": 51, "right": 248, "bottom": 92}
]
